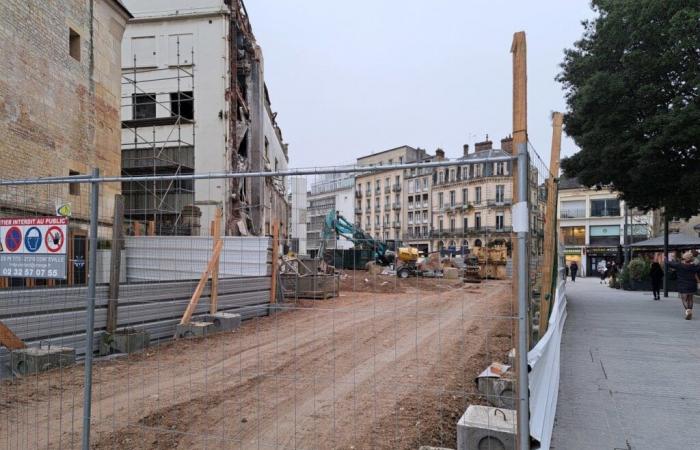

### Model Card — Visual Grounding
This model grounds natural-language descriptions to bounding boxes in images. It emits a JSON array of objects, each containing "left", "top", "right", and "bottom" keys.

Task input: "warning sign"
[{"left": 0, "top": 217, "right": 68, "bottom": 279}]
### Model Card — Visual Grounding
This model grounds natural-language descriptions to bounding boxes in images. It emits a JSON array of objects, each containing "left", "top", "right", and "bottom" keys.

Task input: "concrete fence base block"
[
  {"left": 418, "top": 446, "right": 455, "bottom": 450},
  {"left": 477, "top": 375, "right": 516, "bottom": 409},
  {"left": 202, "top": 312, "right": 242, "bottom": 332},
  {"left": 176, "top": 321, "right": 215, "bottom": 339},
  {"left": 10, "top": 346, "right": 76, "bottom": 376},
  {"left": 105, "top": 329, "right": 150, "bottom": 354},
  {"left": 457, "top": 405, "right": 516, "bottom": 450}
]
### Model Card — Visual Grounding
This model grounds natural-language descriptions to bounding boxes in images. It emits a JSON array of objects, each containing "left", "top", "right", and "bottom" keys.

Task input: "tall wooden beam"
[
  {"left": 511, "top": 30, "right": 527, "bottom": 329},
  {"left": 106, "top": 195, "right": 124, "bottom": 333},
  {"left": 511, "top": 30, "right": 529, "bottom": 450},
  {"left": 270, "top": 221, "right": 280, "bottom": 304},
  {"left": 539, "top": 112, "right": 563, "bottom": 336},
  {"left": 210, "top": 208, "right": 222, "bottom": 314}
]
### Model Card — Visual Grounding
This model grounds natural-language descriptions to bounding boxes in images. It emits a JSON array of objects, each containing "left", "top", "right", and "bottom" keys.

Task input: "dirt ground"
[{"left": 1, "top": 279, "right": 513, "bottom": 450}]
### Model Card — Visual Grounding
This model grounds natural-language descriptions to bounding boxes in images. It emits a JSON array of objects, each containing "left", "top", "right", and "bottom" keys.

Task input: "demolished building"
[{"left": 120, "top": 0, "right": 289, "bottom": 237}]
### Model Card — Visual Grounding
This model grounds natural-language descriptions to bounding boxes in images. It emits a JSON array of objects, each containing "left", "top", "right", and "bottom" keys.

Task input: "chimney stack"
[
  {"left": 463, "top": 144, "right": 469, "bottom": 156},
  {"left": 474, "top": 136, "right": 493, "bottom": 152},
  {"left": 500, "top": 135, "right": 513, "bottom": 154},
  {"left": 435, "top": 148, "right": 445, "bottom": 161}
]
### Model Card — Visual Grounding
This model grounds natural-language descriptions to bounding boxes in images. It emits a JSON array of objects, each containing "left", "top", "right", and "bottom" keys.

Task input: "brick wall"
[{"left": 0, "top": 0, "right": 128, "bottom": 231}]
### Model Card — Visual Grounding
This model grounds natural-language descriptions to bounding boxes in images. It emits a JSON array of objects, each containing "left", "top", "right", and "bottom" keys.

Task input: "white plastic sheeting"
[
  {"left": 528, "top": 274, "right": 567, "bottom": 449},
  {"left": 125, "top": 236, "right": 271, "bottom": 281}
]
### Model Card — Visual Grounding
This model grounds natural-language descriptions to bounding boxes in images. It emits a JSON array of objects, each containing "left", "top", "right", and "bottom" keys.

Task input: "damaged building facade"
[{"left": 120, "top": 0, "right": 289, "bottom": 237}]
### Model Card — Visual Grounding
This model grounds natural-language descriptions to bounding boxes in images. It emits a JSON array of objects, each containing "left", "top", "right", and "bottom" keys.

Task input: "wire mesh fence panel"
[{"left": 0, "top": 161, "right": 556, "bottom": 449}]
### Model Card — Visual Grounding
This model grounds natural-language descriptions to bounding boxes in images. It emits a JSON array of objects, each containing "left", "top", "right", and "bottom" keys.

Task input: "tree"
[{"left": 558, "top": 0, "right": 700, "bottom": 218}]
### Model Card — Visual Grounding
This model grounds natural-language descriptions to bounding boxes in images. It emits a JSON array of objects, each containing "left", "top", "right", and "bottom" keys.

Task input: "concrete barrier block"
[
  {"left": 477, "top": 373, "right": 515, "bottom": 409},
  {"left": 444, "top": 267, "right": 460, "bottom": 279},
  {"left": 176, "top": 321, "right": 215, "bottom": 339},
  {"left": 11, "top": 346, "right": 76, "bottom": 376},
  {"left": 110, "top": 329, "right": 150, "bottom": 354},
  {"left": 457, "top": 405, "right": 516, "bottom": 450},
  {"left": 202, "top": 312, "right": 241, "bottom": 332}
]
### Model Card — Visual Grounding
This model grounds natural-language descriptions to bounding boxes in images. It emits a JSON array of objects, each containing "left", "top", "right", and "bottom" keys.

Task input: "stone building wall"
[{"left": 0, "top": 0, "right": 130, "bottom": 230}]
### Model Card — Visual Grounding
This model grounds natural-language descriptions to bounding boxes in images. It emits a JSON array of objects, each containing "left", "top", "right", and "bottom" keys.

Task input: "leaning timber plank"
[
  {"left": 0, "top": 320, "right": 26, "bottom": 350},
  {"left": 179, "top": 239, "right": 224, "bottom": 326}
]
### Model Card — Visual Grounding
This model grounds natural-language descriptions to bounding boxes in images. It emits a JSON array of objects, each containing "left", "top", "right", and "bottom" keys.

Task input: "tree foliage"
[{"left": 558, "top": 0, "right": 700, "bottom": 218}]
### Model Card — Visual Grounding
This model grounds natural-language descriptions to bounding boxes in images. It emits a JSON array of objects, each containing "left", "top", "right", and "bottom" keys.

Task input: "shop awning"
[{"left": 629, "top": 233, "right": 700, "bottom": 249}]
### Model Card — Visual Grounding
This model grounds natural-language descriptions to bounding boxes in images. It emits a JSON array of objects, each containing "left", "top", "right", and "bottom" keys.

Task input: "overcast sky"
[{"left": 244, "top": 1, "right": 596, "bottom": 169}]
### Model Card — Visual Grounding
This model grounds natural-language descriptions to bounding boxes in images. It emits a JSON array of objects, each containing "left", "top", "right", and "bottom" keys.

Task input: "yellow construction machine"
[{"left": 395, "top": 247, "right": 420, "bottom": 278}]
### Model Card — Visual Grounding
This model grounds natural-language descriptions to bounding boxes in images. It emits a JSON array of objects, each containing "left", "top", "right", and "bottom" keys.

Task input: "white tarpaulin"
[{"left": 528, "top": 275, "right": 567, "bottom": 449}]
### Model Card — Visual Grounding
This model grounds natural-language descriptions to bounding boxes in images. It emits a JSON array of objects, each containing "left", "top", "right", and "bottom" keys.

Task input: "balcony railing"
[
  {"left": 374, "top": 204, "right": 381, "bottom": 212},
  {"left": 384, "top": 203, "right": 391, "bottom": 210},
  {"left": 393, "top": 221, "right": 401, "bottom": 228},
  {"left": 392, "top": 184, "right": 402, "bottom": 192},
  {"left": 392, "top": 203, "right": 401, "bottom": 210},
  {"left": 429, "top": 226, "right": 513, "bottom": 238},
  {"left": 355, "top": 190, "right": 363, "bottom": 198},
  {"left": 590, "top": 208, "right": 621, "bottom": 217},
  {"left": 486, "top": 198, "right": 513, "bottom": 207},
  {"left": 384, "top": 186, "right": 391, "bottom": 194},
  {"left": 560, "top": 209, "right": 585, "bottom": 219},
  {"left": 403, "top": 233, "right": 428, "bottom": 240},
  {"left": 354, "top": 207, "right": 362, "bottom": 215},
  {"left": 365, "top": 189, "right": 372, "bottom": 196}
]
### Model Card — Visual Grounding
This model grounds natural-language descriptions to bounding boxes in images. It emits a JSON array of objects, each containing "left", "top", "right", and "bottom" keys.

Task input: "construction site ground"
[{"left": 1, "top": 276, "right": 513, "bottom": 450}]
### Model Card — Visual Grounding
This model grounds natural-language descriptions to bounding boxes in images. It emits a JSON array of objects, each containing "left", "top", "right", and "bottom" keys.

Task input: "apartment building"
[
  {"left": 402, "top": 152, "right": 438, "bottom": 253},
  {"left": 120, "top": 0, "right": 289, "bottom": 236},
  {"left": 354, "top": 146, "right": 430, "bottom": 243},
  {"left": 306, "top": 172, "right": 355, "bottom": 257},
  {"left": 558, "top": 177, "right": 653, "bottom": 276},
  {"left": 429, "top": 138, "right": 514, "bottom": 254}
]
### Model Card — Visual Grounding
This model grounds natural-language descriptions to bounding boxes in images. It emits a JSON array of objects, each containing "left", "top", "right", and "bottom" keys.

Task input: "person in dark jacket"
[
  {"left": 667, "top": 251, "right": 700, "bottom": 320},
  {"left": 570, "top": 261, "right": 579, "bottom": 282},
  {"left": 649, "top": 261, "right": 663, "bottom": 300}
]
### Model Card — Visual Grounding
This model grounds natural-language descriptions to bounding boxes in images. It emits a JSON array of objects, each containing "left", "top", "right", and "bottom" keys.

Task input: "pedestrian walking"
[
  {"left": 598, "top": 260, "right": 607, "bottom": 284},
  {"left": 610, "top": 262, "right": 619, "bottom": 286},
  {"left": 649, "top": 261, "right": 663, "bottom": 300},
  {"left": 667, "top": 252, "right": 700, "bottom": 320},
  {"left": 570, "top": 261, "right": 579, "bottom": 282}
]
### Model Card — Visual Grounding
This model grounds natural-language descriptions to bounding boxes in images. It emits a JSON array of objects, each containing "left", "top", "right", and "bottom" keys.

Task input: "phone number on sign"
[{"left": 1, "top": 268, "right": 59, "bottom": 277}]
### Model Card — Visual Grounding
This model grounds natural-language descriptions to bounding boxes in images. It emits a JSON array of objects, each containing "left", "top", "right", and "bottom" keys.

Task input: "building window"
[
  {"left": 132, "top": 93, "right": 156, "bottom": 119},
  {"left": 463, "top": 217, "right": 468, "bottom": 229},
  {"left": 496, "top": 213, "right": 504, "bottom": 230},
  {"left": 170, "top": 91, "right": 194, "bottom": 119},
  {"left": 69, "top": 28, "right": 80, "bottom": 61},
  {"left": 69, "top": 170, "right": 81, "bottom": 196},
  {"left": 590, "top": 199, "right": 620, "bottom": 217},
  {"left": 449, "top": 190, "right": 456, "bottom": 207},
  {"left": 589, "top": 225, "right": 620, "bottom": 245},
  {"left": 475, "top": 187, "right": 482, "bottom": 204},
  {"left": 439, "top": 218, "right": 444, "bottom": 231},
  {"left": 495, "top": 162, "right": 506, "bottom": 176},
  {"left": 560, "top": 200, "right": 586, "bottom": 218},
  {"left": 462, "top": 166, "right": 469, "bottom": 179},
  {"left": 131, "top": 36, "right": 157, "bottom": 67},
  {"left": 423, "top": 178, "right": 428, "bottom": 191},
  {"left": 561, "top": 226, "right": 585, "bottom": 245},
  {"left": 462, "top": 188, "right": 468, "bottom": 204},
  {"left": 438, "top": 192, "right": 444, "bottom": 208},
  {"left": 475, "top": 213, "right": 481, "bottom": 229},
  {"left": 496, "top": 185, "right": 505, "bottom": 203},
  {"left": 450, "top": 218, "right": 455, "bottom": 232},
  {"left": 439, "top": 171, "right": 445, "bottom": 183}
]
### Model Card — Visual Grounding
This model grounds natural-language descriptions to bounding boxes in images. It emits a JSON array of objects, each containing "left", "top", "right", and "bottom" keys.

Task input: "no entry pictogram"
[
  {"left": 45, "top": 226, "right": 65, "bottom": 253},
  {"left": 5, "top": 226, "right": 22, "bottom": 252}
]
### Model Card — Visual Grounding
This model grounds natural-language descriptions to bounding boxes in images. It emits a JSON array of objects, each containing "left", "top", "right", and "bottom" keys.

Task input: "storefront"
[
  {"left": 564, "top": 247, "right": 584, "bottom": 276},
  {"left": 584, "top": 246, "right": 620, "bottom": 277}
]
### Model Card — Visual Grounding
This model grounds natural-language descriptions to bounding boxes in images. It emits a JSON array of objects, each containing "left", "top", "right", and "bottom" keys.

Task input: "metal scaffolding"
[{"left": 120, "top": 38, "right": 196, "bottom": 235}]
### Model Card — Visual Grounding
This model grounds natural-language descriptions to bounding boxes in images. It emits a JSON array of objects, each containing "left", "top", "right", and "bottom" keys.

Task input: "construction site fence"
[{"left": 0, "top": 159, "right": 557, "bottom": 449}]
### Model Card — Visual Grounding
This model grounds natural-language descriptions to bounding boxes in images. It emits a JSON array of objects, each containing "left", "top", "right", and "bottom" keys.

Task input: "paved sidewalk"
[{"left": 551, "top": 277, "right": 700, "bottom": 450}]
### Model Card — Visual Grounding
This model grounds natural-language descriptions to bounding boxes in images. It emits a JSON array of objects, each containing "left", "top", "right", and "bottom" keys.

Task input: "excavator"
[
  {"left": 318, "top": 209, "right": 395, "bottom": 266},
  {"left": 318, "top": 209, "right": 425, "bottom": 278}
]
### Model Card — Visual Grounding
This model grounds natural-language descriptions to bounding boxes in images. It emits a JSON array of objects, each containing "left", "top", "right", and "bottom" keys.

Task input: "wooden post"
[
  {"left": 133, "top": 221, "right": 141, "bottom": 236},
  {"left": 0, "top": 320, "right": 25, "bottom": 350},
  {"left": 146, "top": 220, "right": 155, "bottom": 236},
  {"left": 179, "top": 239, "right": 224, "bottom": 326},
  {"left": 210, "top": 208, "right": 222, "bottom": 314},
  {"left": 270, "top": 221, "right": 279, "bottom": 304},
  {"left": 511, "top": 30, "right": 529, "bottom": 450},
  {"left": 106, "top": 195, "right": 124, "bottom": 334},
  {"left": 539, "top": 112, "right": 563, "bottom": 336}
]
